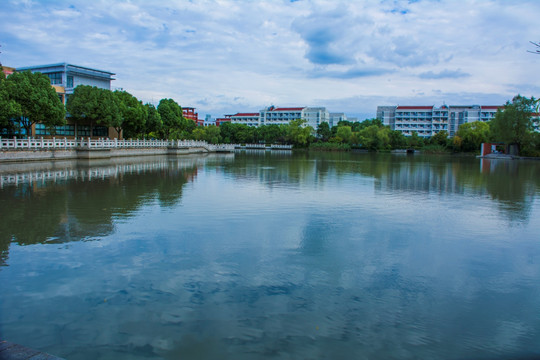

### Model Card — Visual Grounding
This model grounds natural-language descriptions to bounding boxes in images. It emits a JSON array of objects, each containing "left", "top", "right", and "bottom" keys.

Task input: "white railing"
[{"left": 0, "top": 137, "right": 237, "bottom": 151}]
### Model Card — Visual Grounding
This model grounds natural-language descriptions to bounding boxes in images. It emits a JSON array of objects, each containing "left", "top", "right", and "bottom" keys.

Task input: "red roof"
[
  {"left": 272, "top": 107, "right": 304, "bottom": 111},
  {"left": 396, "top": 106, "right": 433, "bottom": 110},
  {"left": 232, "top": 113, "right": 259, "bottom": 117}
]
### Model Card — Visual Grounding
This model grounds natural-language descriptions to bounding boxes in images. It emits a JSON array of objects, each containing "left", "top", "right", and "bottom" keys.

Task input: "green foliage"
[
  {"left": 114, "top": 90, "right": 147, "bottom": 139},
  {"left": 157, "top": 98, "right": 184, "bottom": 138},
  {"left": 287, "top": 118, "right": 314, "bottom": 147},
  {"left": 0, "top": 71, "right": 21, "bottom": 130},
  {"left": 358, "top": 125, "right": 390, "bottom": 151},
  {"left": 490, "top": 95, "right": 537, "bottom": 154},
  {"left": 455, "top": 121, "right": 490, "bottom": 152},
  {"left": 258, "top": 124, "right": 287, "bottom": 144},
  {"left": 430, "top": 130, "right": 449, "bottom": 147},
  {"left": 336, "top": 125, "right": 353, "bottom": 143},
  {"left": 389, "top": 130, "right": 407, "bottom": 149},
  {"left": 407, "top": 131, "right": 424, "bottom": 149},
  {"left": 67, "top": 85, "right": 120, "bottom": 135},
  {"left": 316, "top": 122, "right": 331, "bottom": 141},
  {"left": 4, "top": 70, "right": 65, "bottom": 136},
  {"left": 355, "top": 118, "right": 383, "bottom": 132},
  {"left": 144, "top": 103, "right": 162, "bottom": 137}
]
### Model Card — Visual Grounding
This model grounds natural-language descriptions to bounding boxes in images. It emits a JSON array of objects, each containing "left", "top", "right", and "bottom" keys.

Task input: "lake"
[{"left": 1, "top": 151, "right": 540, "bottom": 360}]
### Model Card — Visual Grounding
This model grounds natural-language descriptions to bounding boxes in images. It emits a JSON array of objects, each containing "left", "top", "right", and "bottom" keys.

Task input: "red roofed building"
[{"left": 183, "top": 107, "right": 205, "bottom": 126}]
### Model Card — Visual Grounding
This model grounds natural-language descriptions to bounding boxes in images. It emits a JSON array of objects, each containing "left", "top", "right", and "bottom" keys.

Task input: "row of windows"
[
  {"left": 34, "top": 124, "right": 108, "bottom": 137},
  {"left": 44, "top": 73, "right": 74, "bottom": 87},
  {"left": 46, "top": 72, "right": 63, "bottom": 85}
]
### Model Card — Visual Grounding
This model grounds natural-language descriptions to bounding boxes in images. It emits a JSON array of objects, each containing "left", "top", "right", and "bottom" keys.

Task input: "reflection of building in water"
[
  {"left": 0, "top": 155, "right": 233, "bottom": 188},
  {"left": 375, "top": 161, "right": 464, "bottom": 195}
]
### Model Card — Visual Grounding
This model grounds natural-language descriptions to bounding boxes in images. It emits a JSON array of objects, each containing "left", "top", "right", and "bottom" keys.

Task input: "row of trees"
[
  {"left": 0, "top": 69, "right": 195, "bottom": 139},
  {"left": 1, "top": 68, "right": 538, "bottom": 155}
]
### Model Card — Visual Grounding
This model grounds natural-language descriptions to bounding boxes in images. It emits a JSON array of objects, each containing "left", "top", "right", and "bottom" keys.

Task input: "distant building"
[
  {"left": 182, "top": 107, "right": 205, "bottom": 126},
  {"left": 329, "top": 113, "right": 347, "bottom": 128},
  {"left": 219, "top": 106, "right": 332, "bottom": 128},
  {"left": 377, "top": 104, "right": 503, "bottom": 137}
]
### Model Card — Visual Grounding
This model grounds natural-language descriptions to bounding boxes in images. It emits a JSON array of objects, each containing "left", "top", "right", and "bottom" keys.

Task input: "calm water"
[{"left": 1, "top": 151, "right": 540, "bottom": 360}]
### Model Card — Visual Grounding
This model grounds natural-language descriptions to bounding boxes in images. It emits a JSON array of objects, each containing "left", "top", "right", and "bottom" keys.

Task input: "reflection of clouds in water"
[{"left": 1, "top": 153, "right": 540, "bottom": 359}]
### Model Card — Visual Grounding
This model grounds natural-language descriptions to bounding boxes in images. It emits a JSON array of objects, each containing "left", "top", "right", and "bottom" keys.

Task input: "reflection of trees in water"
[
  {"left": 227, "top": 152, "right": 540, "bottom": 223},
  {"left": 0, "top": 158, "right": 200, "bottom": 266}
]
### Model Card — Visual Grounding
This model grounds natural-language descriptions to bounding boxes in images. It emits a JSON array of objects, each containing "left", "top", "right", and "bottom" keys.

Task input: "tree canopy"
[
  {"left": 490, "top": 95, "right": 537, "bottom": 154},
  {"left": 67, "top": 85, "right": 121, "bottom": 136},
  {"left": 114, "top": 90, "right": 147, "bottom": 139},
  {"left": 3, "top": 70, "right": 65, "bottom": 136}
]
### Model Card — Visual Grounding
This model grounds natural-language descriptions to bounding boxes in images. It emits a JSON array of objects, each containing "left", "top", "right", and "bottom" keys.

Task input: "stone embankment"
[{"left": 0, "top": 137, "right": 234, "bottom": 162}]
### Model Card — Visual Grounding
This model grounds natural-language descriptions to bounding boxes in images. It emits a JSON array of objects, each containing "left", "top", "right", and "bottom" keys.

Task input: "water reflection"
[
  {"left": 1, "top": 152, "right": 540, "bottom": 359},
  {"left": 0, "top": 155, "right": 235, "bottom": 265}
]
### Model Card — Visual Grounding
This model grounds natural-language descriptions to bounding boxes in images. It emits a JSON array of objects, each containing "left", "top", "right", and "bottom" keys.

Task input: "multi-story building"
[
  {"left": 219, "top": 106, "right": 332, "bottom": 128},
  {"left": 182, "top": 107, "right": 205, "bottom": 126},
  {"left": 11, "top": 63, "right": 117, "bottom": 138},
  {"left": 17, "top": 63, "right": 115, "bottom": 105},
  {"left": 377, "top": 104, "right": 503, "bottom": 137}
]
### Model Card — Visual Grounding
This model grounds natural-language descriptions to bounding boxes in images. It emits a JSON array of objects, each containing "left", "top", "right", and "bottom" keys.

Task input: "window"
[
  {"left": 35, "top": 124, "right": 51, "bottom": 135},
  {"left": 67, "top": 75, "right": 74, "bottom": 88},
  {"left": 46, "top": 72, "right": 63, "bottom": 85},
  {"left": 35, "top": 124, "right": 75, "bottom": 136},
  {"left": 92, "top": 126, "right": 108, "bottom": 137},
  {"left": 77, "top": 125, "right": 90, "bottom": 137}
]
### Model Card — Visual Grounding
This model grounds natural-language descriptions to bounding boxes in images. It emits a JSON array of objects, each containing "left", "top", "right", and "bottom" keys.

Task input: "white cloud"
[{"left": 1, "top": 0, "right": 539, "bottom": 119}]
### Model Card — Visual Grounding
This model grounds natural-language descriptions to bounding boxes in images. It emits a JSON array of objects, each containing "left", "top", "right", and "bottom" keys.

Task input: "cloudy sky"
[{"left": 1, "top": 0, "right": 539, "bottom": 120}]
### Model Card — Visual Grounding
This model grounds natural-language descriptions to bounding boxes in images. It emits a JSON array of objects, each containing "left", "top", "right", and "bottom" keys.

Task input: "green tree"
[
  {"left": 0, "top": 68, "right": 21, "bottom": 130},
  {"left": 430, "top": 130, "right": 449, "bottom": 147},
  {"left": 67, "top": 85, "right": 120, "bottom": 137},
  {"left": 359, "top": 125, "right": 390, "bottom": 151},
  {"left": 114, "top": 90, "right": 147, "bottom": 139},
  {"left": 490, "top": 95, "right": 537, "bottom": 154},
  {"left": 287, "top": 119, "right": 314, "bottom": 147},
  {"left": 204, "top": 125, "right": 220, "bottom": 144},
  {"left": 144, "top": 103, "right": 162, "bottom": 138},
  {"left": 456, "top": 121, "right": 490, "bottom": 152},
  {"left": 157, "top": 98, "right": 183, "bottom": 139},
  {"left": 336, "top": 125, "right": 353, "bottom": 143},
  {"left": 4, "top": 70, "right": 65, "bottom": 136},
  {"left": 389, "top": 130, "right": 407, "bottom": 149},
  {"left": 316, "top": 122, "right": 332, "bottom": 141},
  {"left": 407, "top": 131, "right": 424, "bottom": 149}
]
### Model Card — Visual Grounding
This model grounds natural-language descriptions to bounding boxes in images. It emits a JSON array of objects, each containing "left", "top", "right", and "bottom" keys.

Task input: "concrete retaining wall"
[{"left": 0, "top": 147, "right": 211, "bottom": 163}]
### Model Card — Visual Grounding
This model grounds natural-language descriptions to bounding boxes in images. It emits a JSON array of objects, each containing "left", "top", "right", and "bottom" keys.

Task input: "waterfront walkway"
[{"left": 0, "top": 137, "right": 234, "bottom": 152}]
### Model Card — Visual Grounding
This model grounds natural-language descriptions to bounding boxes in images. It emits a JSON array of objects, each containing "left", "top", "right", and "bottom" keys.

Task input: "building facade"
[
  {"left": 17, "top": 63, "right": 115, "bottom": 105},
  {"left": 377, "top": 104, "right": 502, "bottom": 137},
  {"left": 12, "top": 63, "right": 117, "bottom": 138},
  {"left": 217, "top": 106, "right": 332, "bottom": 128}
]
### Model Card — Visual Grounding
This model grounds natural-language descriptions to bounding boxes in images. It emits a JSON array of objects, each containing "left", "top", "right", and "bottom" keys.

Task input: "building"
[
  {"left": 218, "top": 106, "right": 332, "bottom": 128},
  {"left": 1, "top": 66, "right": 15, "bottom": 77},
  {"left": 182, "top": 107, "right": 205, "bottom": 126},
  {"left": 11, "top": 63, "right": 117, "bottom": 138},
  {"left": 17, "top": 63, "right": 115, "bottom": 105},
  {"left": 377, "top": 104, "right": 503, "bottom": 137}
]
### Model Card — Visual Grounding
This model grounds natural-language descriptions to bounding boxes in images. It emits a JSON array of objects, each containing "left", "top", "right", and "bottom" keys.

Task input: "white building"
[
  {"left": 225, "top": 106, "right": 331, "bottom": 128},
  {"left": 377, "top": 104, "right": 502, "bottom": 137}
]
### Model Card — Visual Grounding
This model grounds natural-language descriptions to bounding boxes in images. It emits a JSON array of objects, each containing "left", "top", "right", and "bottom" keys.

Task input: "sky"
[{"left": 1, "top": 0, "right": 540, "bottom": 120}]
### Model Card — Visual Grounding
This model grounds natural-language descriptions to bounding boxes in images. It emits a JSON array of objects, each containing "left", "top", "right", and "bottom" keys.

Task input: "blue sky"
[{"left": 1, "top": 0, "right": 539, "bottom": 120}]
